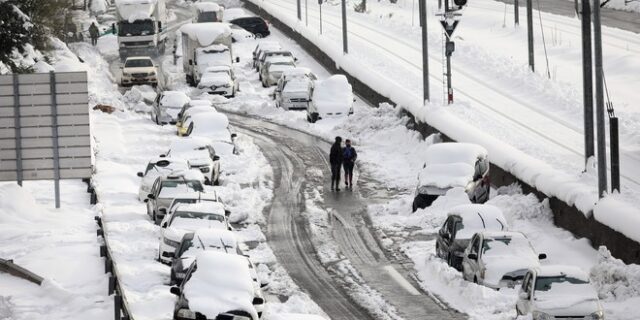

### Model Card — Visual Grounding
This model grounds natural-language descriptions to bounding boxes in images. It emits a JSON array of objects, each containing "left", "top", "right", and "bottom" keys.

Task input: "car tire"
[
  {"left": 309, "top": 113, "right": 318, "bottom": 123},
  {"left": 412, "top": 200, "right": 418, "bottom": 212},
  {"left": 473, "top": 276, "right": 478, "bottom": 284},
  {"left": 255, "top": 33, "right": 263, "bottom": 39}
]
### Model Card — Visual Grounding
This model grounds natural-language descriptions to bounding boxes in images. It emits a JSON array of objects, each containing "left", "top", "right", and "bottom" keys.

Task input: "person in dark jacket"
[
  {"left": 329, "top": 136, "right": 343, "bottom": 191},
  {"left": 89, "top": 22, "right": 99, "bottom": 46},
  {"left": 342, "top": 139, "right": 357, "bottom": 188}
]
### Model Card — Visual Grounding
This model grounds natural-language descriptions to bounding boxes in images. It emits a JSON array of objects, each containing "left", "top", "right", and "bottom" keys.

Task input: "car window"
[
  {"left": 534, "top": 276, "right": 589, "bottom": 292},
  {"left": 470, "top": 236, "right": 481, "bottom": 255},
  {"left": 125, "top": 59, "right": 153, "bottom": 68},
  {"left": 170, "top": 211, "right": 225, "bottom": 224},
  {"left": 175, "top": 238, "right": 194, "bottom": 257}
]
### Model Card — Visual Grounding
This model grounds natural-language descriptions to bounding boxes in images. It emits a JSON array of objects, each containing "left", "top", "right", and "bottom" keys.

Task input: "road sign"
[{"left": 439, "top": 20, "right": 459, "bottom": 38}]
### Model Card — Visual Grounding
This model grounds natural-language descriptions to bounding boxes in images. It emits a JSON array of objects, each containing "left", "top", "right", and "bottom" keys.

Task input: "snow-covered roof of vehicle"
[
  {"left": 205, "top": 65, "right": 231, "bottom": 72},
  {"left": 174, "top": 201, "right": 226, "bottom": 215},
  {"left": 168, "top": 136, "right": 211, "bottom": 152},
  {"left": 193, "top": 2, "right": 222, "bottom": 12},
  {"left": 165, "top": 169, "right": 206, "bottom": 181},
  {"left": 478, "top": 231, "right": 540, "bottom": 287},
  {"left": 282, "top": 67, "right": 313, "bottom": 78},
  {"left": 191, "top": 229, "right": 238, "bottom": 249},
  {"left": 265, "top": 55, "right": 294, "bottom": 64},
  {"left": 536, "top": 265, "right": 590, "bottom": 281},
  {"left": 184, "top": 252, "right": 258, "bottom": 319},
  {"left": 160, "top": 91, "right": 190, "bottom": 107},
  {"left": 115, "top": 0, "right": 157, "bottom": 22},
  {"left": 283, "top": 78, "right": 312, "bottom": 94},
  {"left": 190, "top": 112, "right": 231, "bottom": 142},
  {"left": 418, "top": 143, "right": 488, "bottom": 189},
  {"left": 169, "top": 191, "right": 218, "bottom": 202},
  {"left": 447, "top": 204, "right": 507, "bottom": 239},
  {"left": 188, "top": 99, "right": 213, "bottom": 107},
  {"left": 223, "top": 8, "right": 250, "bottom": 21},
  {"left": 185, "top": 106, "right": 217, "bottom": 118},
  {"left": 425, "top": 143, "right": 488, "bottom": 165},
  {"left": 312, "top": 75, "right": 353, "bottom": 105},
  {"left": 181, "top": 22, "right": 232, "bottom": 47},
  {"left": 268, "top": 63, "right": 296, "bottom": 73}
]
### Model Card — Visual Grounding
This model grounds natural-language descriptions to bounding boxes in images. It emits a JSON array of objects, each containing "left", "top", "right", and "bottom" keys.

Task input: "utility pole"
[
  {"left": 514, "top": 0, "right": 519, "bottom": 25},
  {"left": 419, "top": 0, "right": 430, "bottom": 102},
  {"left": 297, "top": 0, "right": 302, "bottom": 21},
  {"left": 593, "top": 0, "right": 607, "bottom": 197},
  {"left": 342, "top": 0, "right": 348, "bottom": 54},
  {"left": 526, "top": 0, "right": 534, "bottom": 71},
  {"left": 581, "top": 0, "right": 594, "bottom": 168},
  {"left": 306, "top": 0, "right": 309, "bottom": 26},
  {"left": 319, "top": 0, "right": 323, "bottom": 34}
]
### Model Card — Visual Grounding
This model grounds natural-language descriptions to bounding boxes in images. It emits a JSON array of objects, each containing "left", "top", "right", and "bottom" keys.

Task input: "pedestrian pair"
[{"left": 329, "top": 136, "right": 357, "bottom": 191}]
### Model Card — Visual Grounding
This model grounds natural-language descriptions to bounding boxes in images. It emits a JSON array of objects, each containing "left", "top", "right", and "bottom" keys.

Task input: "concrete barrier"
[{"left": 242, "top": 0, "right": 640, "bottom": 264}]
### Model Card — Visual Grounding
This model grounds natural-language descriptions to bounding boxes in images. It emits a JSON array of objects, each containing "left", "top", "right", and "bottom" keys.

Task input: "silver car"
[
  {"left": 144, "top": 170, "right": 205, "bottom": 224},
  {"left": 151, "top": 91, "right": 191, "bottom": 125}
]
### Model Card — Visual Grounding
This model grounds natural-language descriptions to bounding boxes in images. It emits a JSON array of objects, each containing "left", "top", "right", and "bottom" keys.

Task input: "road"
[{"left": 227, "top": 113, "right": 465, "bottom": 320}]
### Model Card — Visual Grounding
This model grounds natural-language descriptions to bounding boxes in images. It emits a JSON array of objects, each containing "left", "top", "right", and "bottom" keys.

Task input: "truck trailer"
[
  {"left": 115, "top": 0, "right": 167, "bottom": 59},
  {"left": 181, "top": 22, "right": 233, "bottom": 86}
]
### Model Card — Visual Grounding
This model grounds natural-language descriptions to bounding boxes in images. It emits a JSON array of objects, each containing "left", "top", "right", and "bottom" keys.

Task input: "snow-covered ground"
[{"left": 248, "top": 0, "right": 640, "bottom": 245}]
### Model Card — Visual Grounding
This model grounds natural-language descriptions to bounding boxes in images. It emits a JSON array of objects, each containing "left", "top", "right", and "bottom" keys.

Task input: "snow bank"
[
  {"left": 591, "top": 246, "right": 640, "bottom": 301},
  {"left": 181, "top": 22, "right": 232, "bottom": 47},
  {"left": 0, "top": 184, "right": 48, "bottom": 226},
  {"left": 593, "top": 195, "right": 640, "bottom": 243}
]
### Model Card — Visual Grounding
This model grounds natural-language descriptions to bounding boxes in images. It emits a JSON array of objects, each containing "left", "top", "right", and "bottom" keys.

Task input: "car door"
[
  {"left": 516, "top": 272, "right": 534, "bottom": 315},
  {"left": 463, "top": 234, "right": 481, "bottom": 282},
  {"left": 147, "top": 178, "right": 160, "bottom": 216}
]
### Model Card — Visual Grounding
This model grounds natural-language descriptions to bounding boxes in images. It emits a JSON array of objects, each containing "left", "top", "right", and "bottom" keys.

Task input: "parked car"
[
  {"left": 170, "top": 229, "right": 240, "bottom": 284},
  {"left": 229, "top": 23, "right": 255, "bottom": 42},
  {"left": 229, "top": 16, "right": 270, "bottom": 38},
  {"left": 120, "top": 56, "right": 158, "bottom": 87},
  {"left": 183, "top": 111, "right": 232, "bottom": 144},
  {"left": 260, "top": 60, "right": 296, "bottom": 87},
  {"left": 137, "top": 158, "right": 190, "bottom": 201},
  {"left": 462, "top": 231, "right": 546, "bottom": 289},
  {"left": 435, "top": 204, "right": 508, "bottom": 271},
  {"left": 307, "top": 75, "right": 354, "bottom": 123},
  {"left": 176, "top": 99, "right": 215, "bottom": 128},
  {"left": 197, "top": 65, "right": 238, "bottom": 97},
  {"left": 252, "top": 42, "right": 281, "bottom": 70},
  {"left": 152, "top": 91, "right": 191, "bottom": 125},
  {"left": 516, "top": 265, "right": 604, "bottom": 320},
  {"left": 158, "top": 202, "right": 232, "bottom": 263},
  {"left": 257, "top": 50, "right": 294, "bottom": 74},
  {"left": 145, "top": 170, "right": 205, "bottom": 224},
  {"left": 177, "top": 106, "right": 217, "bottom": 136},
  {"left": 412, "top": 142, "right": 490, "bottom": 211},
  {"left": 162, "top": 137, "right": 221, "bottom": 185},
  {"left": 165, "top": 191, "right": 226, "bottom": 220},
  {"left": 169, "top": 251, "right": 261, "bottom": 320},
  {"left": 274, "top": 67, "right": 316, "bottom": 110}
]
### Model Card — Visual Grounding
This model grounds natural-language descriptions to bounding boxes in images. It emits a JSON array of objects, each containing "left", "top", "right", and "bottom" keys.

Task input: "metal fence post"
[
  {"left": 341, "top": 0, "right": 348, "bottom": 54},
  {"left": 581, "top": 0, "right": 594, "bottom": 169},
  {"left": 610, "top": 117, "right": 620, "bottom": 193},
  {"left": 526, "top": 0, "right": 534, "bottom": 71},
  {"left": 514, "top": 0, "right": 519, "bottom": 25},
  {"left": 49, "top": 72, "right": 61, "bottom": 208},
  {"left": 593, "top": 0, "right": 607, "bottom": 197},
  {"left": 12, "top": 74, "right": 23, "bottom": 186},
  {"left": 419, "top": 0, "right": 429, "bottom": 103},
  {"left": 114, "top": 294, "right": 122, "bottom": 320}
]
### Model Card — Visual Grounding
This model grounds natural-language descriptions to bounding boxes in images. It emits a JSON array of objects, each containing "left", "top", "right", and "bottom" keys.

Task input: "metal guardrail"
[{"left": 0, "top": 258, "right": 44, "bottom": 285}]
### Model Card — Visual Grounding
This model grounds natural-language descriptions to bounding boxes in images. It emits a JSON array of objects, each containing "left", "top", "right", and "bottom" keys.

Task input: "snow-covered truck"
[
  {"left": 180, "top": 22, "right": 233, "bottom": 86},
  {"left": 115, "top": 0, "right": 167, "bottom": 59},
  {"left": 192, "top": 2, "right": 224, "bottom": 23}
]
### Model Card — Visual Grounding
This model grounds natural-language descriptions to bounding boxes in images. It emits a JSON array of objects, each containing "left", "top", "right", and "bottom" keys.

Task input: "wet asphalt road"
[{"left": 227, "top": 112, "right": 465, "bottom": 320}]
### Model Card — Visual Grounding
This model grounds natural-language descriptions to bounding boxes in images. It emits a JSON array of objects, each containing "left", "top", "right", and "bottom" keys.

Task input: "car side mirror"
[
  {"left": 170, "top": 286, "right": 181, "bottom": 296},
  {"left": 467, "top": 253, "right": 478, "bottom": 260},
  {"left": 224, "top": 209, "right": 231, "bottom": 217},
  {"left": 147, "top": 194, "right": 155, "bottom": 200},
  {"left": 159, "top": 154, "right": 166, "bottom": 158},
  {"left": 235, "top": 57, "right": 240, "bottom": 63},
  {"left": 137, "top": 172, "right": 143, "bottom": 177},
  {"left": 538, "top": 253, "right": 547, "bottom": 260},
  {"left": 518, "top": 292, "right": 529, "bottom": 300},
  {"left": 213, "top": 155, "right": 220, "bottom": 161},
  {"left": 231, "top": 133, "right": 237, "bottom": 139}
]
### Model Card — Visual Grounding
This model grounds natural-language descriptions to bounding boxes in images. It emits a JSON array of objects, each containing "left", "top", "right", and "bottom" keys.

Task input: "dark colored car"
[{"left": 230, "top": 17, "right": 270, "bottom": 38}]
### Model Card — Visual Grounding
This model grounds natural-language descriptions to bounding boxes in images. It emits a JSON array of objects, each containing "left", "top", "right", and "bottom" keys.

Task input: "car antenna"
[{"left": 477, "top": 212, "right": 486, "bottom": 228}]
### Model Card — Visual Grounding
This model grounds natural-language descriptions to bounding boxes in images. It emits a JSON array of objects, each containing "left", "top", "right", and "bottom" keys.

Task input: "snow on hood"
[
  {"left": 212, "top": 141, "right": 235, "bottom": 156},
  {"left": 115, "top": 0, "right": 157, "bottom": 22},
  {"left": 268, "top": 63, "right": 295, "bottom": 74},
  {"left": 194, "top": 2, "right": 221, "bottom": 12},
  {"left": 283, "top": 78, "right": 312, "bottom": 94},
  {"left": 199, "top": 71, "right": 231, "bottom": 87},
  {"left": 181, "top": 22, "right": 232, "bottom": 47},
  {"left": 161, "top": 92, "right": 190, "bottom": 108},
  {"left": 190, "top": 112, "right": 232, "bottom": 142},
  {"left": 481, "top": 235, "right": 540, "bottom": 286},
  {"left": 534, "top": 283, "right": 600, "bottom": 314},
  {"left": 312, "top": 75, "right": 353, "bottom": 113},
  {"left": 418, "top": 163, "right": 474, "bottom": 189},
  {"left": 184, "top": 252, "right": 258, "bottom": 319}
]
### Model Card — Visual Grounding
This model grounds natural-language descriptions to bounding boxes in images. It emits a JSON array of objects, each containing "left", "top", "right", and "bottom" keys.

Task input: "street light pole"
[
  {"left": 319, "top": 0, "right": 323, "bottom": 34},
  {"left": 419, "top": 0, "right": 429, "bottom": 103},
  {"left": 593, "top": 0, "right": 608, "bottom": 197},
  {"left": 342, "top": 0, "right": 348, "bottom": 54},
  {"left": 297, "top": 0, "right": 302, "bottom": 21},
  {"left": 514, "top": 0, "right": 519, "bottom": 25},
  {"left": 581, "top": 0, "right": 594, "bottom": 168},
  {"left": 306, "top": 0, "right": 309, "bottom": 26},
  {"left": 526, "top": 0, "right": 534, "bottom": 71}
]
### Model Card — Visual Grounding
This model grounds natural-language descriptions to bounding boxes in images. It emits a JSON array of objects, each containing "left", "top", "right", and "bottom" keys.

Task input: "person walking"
[
  {"left": 329, "top": 136, "right": 343, "bottom": 191},
  {"left": 89, "top": 22, "right": 99, "bottom": 46},
  {"left": 342, "top": 139, "right": 357, "bottom": 189}
]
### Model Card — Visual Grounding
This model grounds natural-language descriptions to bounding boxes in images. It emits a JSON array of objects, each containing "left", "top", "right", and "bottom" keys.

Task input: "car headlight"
[
  {"left": 589, "top": 310, "right": 604, "bottom": 320},
  {"left": 163, "top": 237, "right": 181, "bottom": 248},
  {"left": 176, "top": 308, "right": 196, "bottom": 319},
  {"left": 149, "top": 71, "right": 156, "bottom": 76},
  {"left": 123, "top": 72, "right": 130, "bottom": 77},
  {"left": 532, "top": 311, "right": 553, "bottom": 320}
]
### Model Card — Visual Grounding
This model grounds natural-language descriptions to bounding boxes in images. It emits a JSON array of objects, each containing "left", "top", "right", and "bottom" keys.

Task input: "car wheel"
[
  {"left": 309, "top": 113, "right": 318, "bottom": 123},
  {"left": 473, "top": 276, "right": 478, "bottom": 284},
  {"left": 412, "top": 199, "right": 418, "bottom": 212},
  {"left": 255, "top": 33, "right": 263, "bottom": 39},
  {"left": 155, "top": 115, "right": 159, "bottom": 125}
]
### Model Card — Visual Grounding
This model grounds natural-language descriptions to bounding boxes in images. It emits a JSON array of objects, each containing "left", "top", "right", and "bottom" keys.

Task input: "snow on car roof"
[
  {"left": 425, "top": 143, "right": 488, "bottom": 166},
  {"left": 185, "top": 106, "right": 216, "bottom": 118},
  {"left": 166, "top": 169, "right": 205, "bottom": 181},
  {"left": 223, "top": 8, "right": 250, "bottom": 21},
  {"left": 192, "top": 229, "right": 238, "bottom": 249},
  {"left": 205, "top": 65, "right": 231, "bottom": 72},
  {"left": 283, "top": 78, "right": 312, "bottom": 93},
  {"left": 181, "top": 22, "right": 232, "bottom": 47},
  {"left": 536, "top": 265, "right": 590, "bottom": 281},
  {"left": 115, "top": 0, "right": 157, "bottom": 22},
  {"left": 418, "top": 162, "right": 475, "bottom": 189},
  {"left": 193, "top": 2, "right": 221, "bottom": 12},
  {"left": 448, "top": 204, "right": 507, "bottom": 239},
  {"left": 175, "top": 201, "right": 226, "bottom": 214},
  {"left": 160, "top": 91, "right": 190, "bottom": 107},
  {"left": 268, "top": 63, "right": 296, "bottom": 73},
  {"left": 190, "top": 112, "right": 231, "bottom": 142},
  {"left": 170, "top": 191, "right": 218, "bottom": 201},
  {"left": 184, "top": 252, "right": 258, "bottom": 319},
  {"left": 312, "top": 75, "right": 353, "bottom": 104},
  {"left": 266, "top": 55, "right": 295, "bottom": 64}
]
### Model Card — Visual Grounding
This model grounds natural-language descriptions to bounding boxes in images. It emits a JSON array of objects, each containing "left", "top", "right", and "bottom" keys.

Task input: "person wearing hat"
[{"left": 329, "top": 136, "right": 344, "bottom": 191}]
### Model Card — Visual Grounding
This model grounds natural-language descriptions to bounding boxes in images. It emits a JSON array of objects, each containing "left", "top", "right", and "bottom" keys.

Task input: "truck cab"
[{"left": 115, "top": 0, "right": 167, "bottom": 59}]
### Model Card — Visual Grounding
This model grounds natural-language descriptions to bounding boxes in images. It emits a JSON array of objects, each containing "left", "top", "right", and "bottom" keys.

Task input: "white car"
[
  {"left": 145, "top": 170, "right": 206, "bottom": 224},
  {"left": 516, "top": 265, "right": 604, "bottom": 320},
  {"left": 152, "top": 91, "right": 191, "bottom": 125},
  {"left": 260, "top": 60, "right": 296, "bottom": 87},
  {"left": 197, "top": 65, "right": 238, "bottom": 97},
  {"left": 307, "top": 75, "right": 354, "bottom": 123},
  {"left": 462, "top": 231, "right": 546, "bottom": 289},
  {"left": 274, "top": 67, "right": 316, "bottom": 110},
  {"left": 176, "top": 100, "right": 215, "bottom": 129},
  {"left": 137, "top": 158, "right": 190, "bottom": 201},
  {"left": 158, "top": 202, "right": 231, "bottom": 264},
  {"left": 163, "top": 137, "right": 221, "bottom": 185},
  {"left": 120, "top": 56, "right": 158, "bottom": 87},
  {"left": 413, "top": 142, "right": 490, "bottom": 211},
  {"left": 169, "top": 251, "right": 260, "bottom": 320},
  {"left": 164, "top": 191, "right": 226, "bottom": 220},
  {"left": 183, "top": 111, "right": 232, "bottom": 143},
  {"left": 253, "top": 42, "right": 281, "bottom": 70}
]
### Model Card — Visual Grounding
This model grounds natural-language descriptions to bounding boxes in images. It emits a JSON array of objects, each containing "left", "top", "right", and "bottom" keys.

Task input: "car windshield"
[
  {"left": 125, "top": 59, "right": 153, "bottom": 68},
  {"left": 118, "top": 20, "right": 155, "bottom": 36},
  {"left": 172, "top": 211, "right": 225, "bottom": 222},
  {"left": 161, "top": 180, "right": 204, "bottom": 192},
  {"left": 198, "top": 11, "right": 218, "bottom": 22},
  {"left": 535, "top": 276, "right": 590, "bottom": 293},
  {"left": 482, "top": 237, "right": 532, "bottom": 257}
]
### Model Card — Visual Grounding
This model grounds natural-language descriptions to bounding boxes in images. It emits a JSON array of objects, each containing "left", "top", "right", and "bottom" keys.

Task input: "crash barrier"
[
  {"left": 0, "top": 258, "right": 44, "bottom": 285},
  {"left": 242, "top": 0, "right": 640, "bottom": 265},
  {"left": 94, "top": 189, "right": 135, "bottom": 320}
]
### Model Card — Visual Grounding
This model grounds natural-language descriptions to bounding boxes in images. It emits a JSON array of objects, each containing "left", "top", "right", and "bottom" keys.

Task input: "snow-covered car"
[
  {"left": 170, "top": 229, "right": 240, "bottom": 285},
  {"left": 177, "top": 106, "right": 218, "bottom": 136},
  {"left": 516, "top": 265, "right": 604, "bottom": 320},
  {"left": 158, "top": 202, "right": 232, "bottom": 264},
  {"left": 120, "top": 56, "right": 158, "bottom": 87},
  {"left": 230, "top": 23, "right": 255, "bottom": 42},
  {"left": 435, "top": 204, "right": 508, "bottom": 271},
  {"left": 412, "top": 142, "right": 490, "bottom": 211},
  {"left": 257, "top": 50, "right": 293, "bottom": 74},
  {"left": 176, "top": 100, "right": 215, "bottom": 129},
  {"left": 260, "top": 60, "right": 296, "bottom": 87},
  {"left": 307, "top": 75, "right": 354, "bottom": 123},
  {"left": 194, "top": 44, "right": 232, "bottom": 85},
  {"left": 165, "top": 191, "right": 226, "bottom": 220},
  {"left": 137, "top": 158, "right": 190, "bottom": 201},
  {"left": 252, "top": 42, "right": 281, "bottom": 70},
  {"left": 462, "top": 231, "right": 546, "bottom": 289},
  {"left": 183, "top": 111, "right": 232, "bottom": 144},
  {"left": 197, "top": 65, "right": 238, "bottom": 97},
  {"left": 152, "top": 91, "right": 191, "bottom": 125},
  {"left": 163, "top": 137, "right": 221, "bottom": 185},
  {"left": 169, "top": 251, "right": 260, "bottom": 320},
  {"left": 145, "top": 170, "right": 205, "bottom": 224},
  {"left": 274, "top": 67, "right": 316, "bottom": 110}
]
